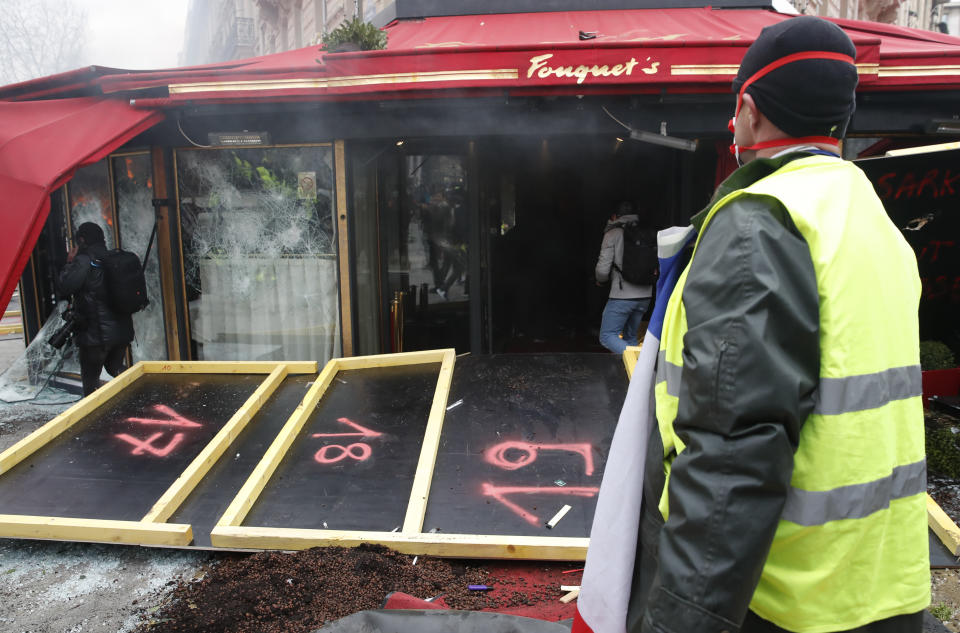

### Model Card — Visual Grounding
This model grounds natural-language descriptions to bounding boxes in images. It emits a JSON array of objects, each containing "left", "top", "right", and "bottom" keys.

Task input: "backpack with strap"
[
  {"left": 614, "top": 222, "right": 658, "bottom": 286},
  {"left": 95, "top": 249, "right": 149, "bottom": 314}
]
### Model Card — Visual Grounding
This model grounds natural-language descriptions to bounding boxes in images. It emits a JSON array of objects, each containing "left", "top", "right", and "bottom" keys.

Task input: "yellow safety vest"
[{"left": 655, "top": 155, "right": 929, "bottom": 632}]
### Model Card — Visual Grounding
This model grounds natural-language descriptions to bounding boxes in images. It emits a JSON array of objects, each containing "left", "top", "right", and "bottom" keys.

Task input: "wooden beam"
[
  {"left": 139, "top": 361, "right": 317, "bottom": 374},
  {"left": 211, "top": 525, "right": 589, "bottom": 560},
  {"left": 928, "top": 493, "right": 960, "bottom": 556},
  {"left": 0, "top": 363, "right": 146, "bottom": 474},
  {"left": 335, "top": 349, "right": 451, "bottom": 370},
  {"left": 622, "top": 345, "right": 641, "bottom": 379},
  {"left": 216, "top": 359, "right": 340, "bottom": 528},
  {"left": 150, "top": 146, "right": 182, "bottom": 361},
  {"left": 0, "top": 515, "right": 192, "bottom": 547},
  {"left": 335, "top": 139, "right": 353, "bottom": 357},
  {"left": 141, "top": 365, "right": 290, "bottom": 523},
  {"left": 402, "top": 349, "right": 456, "bottom": 533}
]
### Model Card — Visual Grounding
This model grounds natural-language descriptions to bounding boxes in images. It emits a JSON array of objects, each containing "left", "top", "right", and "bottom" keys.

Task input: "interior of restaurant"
[{"left": 350, "top": 133, "right": 719, "bottom": 356}]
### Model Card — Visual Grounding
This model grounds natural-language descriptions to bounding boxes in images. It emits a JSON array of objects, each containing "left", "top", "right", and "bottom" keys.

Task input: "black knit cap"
[
  {"left": 76, "top": 222, "right": 105, "bottom": 246},
  {"left": 733, "top": 16, "right": 858, "bottom": 139}
]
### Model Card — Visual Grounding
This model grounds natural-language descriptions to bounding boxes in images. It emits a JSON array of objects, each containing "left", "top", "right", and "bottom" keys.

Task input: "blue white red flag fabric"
[{"left": 573, "top": 226, "right": 696, "bottom": 633}]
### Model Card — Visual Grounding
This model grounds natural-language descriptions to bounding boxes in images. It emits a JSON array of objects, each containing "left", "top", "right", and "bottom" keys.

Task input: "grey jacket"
[
  {"left": 595, "top": 214, "right": 653, "bottom": 299},
  {"left": 629, "top": 154, "right": 919, "bottom": 633}
]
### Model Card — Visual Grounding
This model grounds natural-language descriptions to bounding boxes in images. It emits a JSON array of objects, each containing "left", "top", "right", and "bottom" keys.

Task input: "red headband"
[{"left": 730, "top": 50, "right": 856, "bottom": 154}]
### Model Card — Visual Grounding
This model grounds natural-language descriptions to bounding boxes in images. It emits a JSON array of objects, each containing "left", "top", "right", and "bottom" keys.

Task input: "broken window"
[
  {"left": 113, "top": 153, "right": 165, "bottom": 362},
  {"left": 67, "top": 161, "right": 116, "bottom": 249},
  {"left": 176, "top": 145, "right": 340, "bottom": 362}
]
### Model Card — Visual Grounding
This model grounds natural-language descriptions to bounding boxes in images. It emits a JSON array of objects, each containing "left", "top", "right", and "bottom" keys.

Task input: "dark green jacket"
[{"left": 628, "top": 153, "right": 922, "bottom": 633}]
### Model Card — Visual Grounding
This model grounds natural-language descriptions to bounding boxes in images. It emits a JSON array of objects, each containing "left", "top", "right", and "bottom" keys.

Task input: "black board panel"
[
  {"left": 423, "top": 354, "right": 626, "bottom": 537},
  {"left": 931, "top": 529, "right": 959, "bottom": 568},
  {"left": 243, "top": 363, "right": 441, "bottom": 532},
  {"left": 0, "top": 373, "right": 262, "bottom": 521},
  {"left": 170, "top": 374, "right": 315, "bottom": 547}
]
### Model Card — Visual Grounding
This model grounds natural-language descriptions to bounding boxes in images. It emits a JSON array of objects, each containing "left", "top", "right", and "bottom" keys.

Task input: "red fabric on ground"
[
  {"left": 382, "top": 561, "right": 582, "bottom": 622},
  {"left": 383, "top": 591, "right": 446, "bottom": 610}
]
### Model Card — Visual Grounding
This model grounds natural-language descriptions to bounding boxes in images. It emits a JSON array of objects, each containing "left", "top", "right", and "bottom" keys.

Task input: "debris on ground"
[{"left": 134, "top": 544, "right": 564, "bottom": 633}]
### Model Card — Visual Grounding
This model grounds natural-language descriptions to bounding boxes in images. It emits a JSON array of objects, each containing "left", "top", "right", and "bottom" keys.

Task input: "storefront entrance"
[{"left": 351, "top": 135, "right": 716, "bottom": 355}]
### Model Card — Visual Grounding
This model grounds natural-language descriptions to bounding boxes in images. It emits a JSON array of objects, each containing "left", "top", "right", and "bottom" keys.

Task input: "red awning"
[
  {"left": 0, "top": 98, "right": 163, "bottom": 316},
  {"left": 2, "top": 9, "right": 959, "bottom": 105},
  {"left": 82, "top": 8, "right": 960, "bottom": 104}
]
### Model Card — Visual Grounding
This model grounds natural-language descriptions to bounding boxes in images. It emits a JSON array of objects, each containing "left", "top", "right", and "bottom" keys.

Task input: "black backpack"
[
  {"left": 615, "top": 222, "right": 658, "bottom": 286},
  {"left": 96, "top": 249, "right": 149, "bottom": 314}
]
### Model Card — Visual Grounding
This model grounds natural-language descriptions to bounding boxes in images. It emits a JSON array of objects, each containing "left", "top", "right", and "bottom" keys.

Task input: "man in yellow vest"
[{"left": 631, "top": 16, "right": 930, "bottom": 633}]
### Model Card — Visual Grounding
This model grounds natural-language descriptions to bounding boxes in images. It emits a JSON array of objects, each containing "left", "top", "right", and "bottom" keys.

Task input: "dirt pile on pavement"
[{"left": 136, "top": 544, "right": 562, "bottom": 633}]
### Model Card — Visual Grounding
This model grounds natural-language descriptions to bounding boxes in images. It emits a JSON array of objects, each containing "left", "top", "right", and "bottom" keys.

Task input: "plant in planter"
[
  {"left": 921, "top": 340, "right": 957, "bottom": 371},
  {"left": 321, "top": 17, "right": 387, "bottom": 52}
]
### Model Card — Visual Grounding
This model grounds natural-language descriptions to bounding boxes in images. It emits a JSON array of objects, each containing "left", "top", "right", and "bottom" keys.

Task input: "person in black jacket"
[{"left": 59, "top": 222, "right": 134, "bottom": 396}]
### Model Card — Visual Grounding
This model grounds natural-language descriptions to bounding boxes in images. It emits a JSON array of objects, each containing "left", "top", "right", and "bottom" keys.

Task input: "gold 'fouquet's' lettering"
[{"left": 526, "top": 54, "right": 658, "bottom": 84}]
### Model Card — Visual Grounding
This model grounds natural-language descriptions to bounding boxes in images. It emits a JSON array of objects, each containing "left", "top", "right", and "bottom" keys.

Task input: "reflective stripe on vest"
[{"left": 655, "top": 156, "right": 929, "bottom": 632}]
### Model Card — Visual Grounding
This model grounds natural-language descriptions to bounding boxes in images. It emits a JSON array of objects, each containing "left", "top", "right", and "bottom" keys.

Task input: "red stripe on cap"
[{"left": 736, "top": 51, "right": 856, "bottom": 117}]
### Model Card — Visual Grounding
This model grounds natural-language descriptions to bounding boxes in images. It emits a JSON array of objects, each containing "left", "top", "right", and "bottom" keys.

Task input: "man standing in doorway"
[
  {"left": 59, "top": 222, "right": 134, "bottom": 396},
  {"left": 595, "top": 201, "right": 654, "bottom": 354}
]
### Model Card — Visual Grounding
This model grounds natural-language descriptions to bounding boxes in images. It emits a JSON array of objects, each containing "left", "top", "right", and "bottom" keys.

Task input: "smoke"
[{"left": 0, "top": 0, "right": 189, "bottom": 86}]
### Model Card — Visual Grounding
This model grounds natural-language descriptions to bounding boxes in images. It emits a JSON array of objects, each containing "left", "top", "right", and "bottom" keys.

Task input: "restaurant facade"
[{"left": 3, "top": 0, "right": 960, "bottom": 368}]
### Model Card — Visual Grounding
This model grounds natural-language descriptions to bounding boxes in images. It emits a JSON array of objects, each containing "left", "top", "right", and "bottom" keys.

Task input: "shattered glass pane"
[
  {"left": 68, "top": 161, "right": 116, "bottom": 249},
  {"left": 113, "top": 153, "right": 166, "bottom": 362},
  {"left": 176, "top": 146, "right": 340, "bottom": 362},
  {"left": 0, "top": 301, "right": 81, "bottom": 405}
]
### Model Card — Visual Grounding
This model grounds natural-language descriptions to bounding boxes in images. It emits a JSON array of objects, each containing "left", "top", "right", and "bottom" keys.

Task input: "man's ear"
[{"left": 741, "top": 93, "right": 763, "bottom": 135}]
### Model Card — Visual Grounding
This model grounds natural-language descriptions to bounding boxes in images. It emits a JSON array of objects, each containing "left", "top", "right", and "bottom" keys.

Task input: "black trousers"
[{"left": 78, "top": 344, "right": 127, "bottom": 396}]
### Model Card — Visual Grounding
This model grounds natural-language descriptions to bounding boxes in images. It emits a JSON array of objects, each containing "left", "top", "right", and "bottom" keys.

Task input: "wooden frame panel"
[
  {"left": 0, "top": 360, "right": 316, "bottom": 546},
  {"left": 211, "top": 350, "right": 481, "bottom": 551}
]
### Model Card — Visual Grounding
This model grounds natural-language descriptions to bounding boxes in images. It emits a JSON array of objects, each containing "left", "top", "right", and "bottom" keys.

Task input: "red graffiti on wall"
[
  {"left": 312, "top": 417, "right": 382, "bottom": 465},
  {"left": 115, "top": 432, "right": 185, "bottom": 457},
  {"left": 115, "top": 405, "right": 201, "bottom": 458},
  {"left": 483, "top": 441, "right": 595, "bottom": 476},
  {"left": 480, "top": 483, "right": 600, "bottom": 526}
]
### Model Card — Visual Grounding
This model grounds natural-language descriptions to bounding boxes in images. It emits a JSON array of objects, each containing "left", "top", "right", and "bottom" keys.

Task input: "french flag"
[{"left": 573, "top": 226, "right": 695, "bottom": 633}]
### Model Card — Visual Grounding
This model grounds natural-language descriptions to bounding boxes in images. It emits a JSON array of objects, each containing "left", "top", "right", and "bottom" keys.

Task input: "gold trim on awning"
[
  {"left": 169, "top": 68, "right": 520, "bottom": 94},
  {"left": 670, "top": 63, "right": 880, "bottom": 76},
  {"left": 879, "top": 65, "right": 960, "bottom": 77}
]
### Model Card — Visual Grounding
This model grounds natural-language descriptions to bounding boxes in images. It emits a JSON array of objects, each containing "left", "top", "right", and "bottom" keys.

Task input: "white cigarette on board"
[
  {"left": 446, "top": 399, "right": 463, "bottom": 411},
  {"left": 546, "top": 504, "right": 572, "bottom": 529},
  {"left": 560, "top": 588, "right": 580, "bottom": 604}
]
